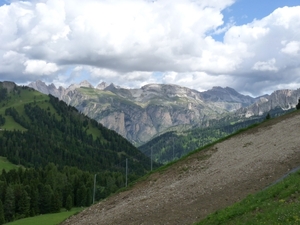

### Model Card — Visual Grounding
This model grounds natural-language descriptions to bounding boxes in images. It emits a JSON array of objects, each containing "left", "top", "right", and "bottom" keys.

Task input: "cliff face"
[
  {"left": 63, "top": 83, "right": 229, "bottom": 145},
  {"left": 29, "top": 80, "right": 300, "bottom": 145},
  {"left": 236, "top": 89, "right": 300, "bottom": 118}
]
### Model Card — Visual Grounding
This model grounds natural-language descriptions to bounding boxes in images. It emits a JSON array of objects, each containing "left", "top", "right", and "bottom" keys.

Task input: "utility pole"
[
  {"left": 93, "top": 174, "right": 97, "bottom": 204},
  {"left": 151, "top": 146, "right": 153, "bottom": 171},
  {"left": 271, "top": 99, "right": 273, "bottom": 110},
  {"left": 125, "top": 158, "right": 128, "bottom": 187},
  {"left": 172, "top": 137, "right": 174, "bottom": 161}
]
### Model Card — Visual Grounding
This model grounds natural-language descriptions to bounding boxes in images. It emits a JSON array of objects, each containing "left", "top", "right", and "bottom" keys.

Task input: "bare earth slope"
[{"left": 62, "top": 111, "right": 300, "bottom": 225}]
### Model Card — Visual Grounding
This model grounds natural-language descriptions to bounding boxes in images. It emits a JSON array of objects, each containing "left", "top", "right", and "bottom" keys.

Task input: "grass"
[
  {"left": 6, "top": 208, "right": 84, "bottom": 225},
  {"left": 0, "top": 115, "right": 27, "bottom": 131},
  {"left": 195, "top": 169, "right": 300, "bottom": 225},
  {"left": 0, "top": 156, "right": 20, "bottom": 172},
  {"left": 0, "top": 89, "right": 49, "bottom": 131}
]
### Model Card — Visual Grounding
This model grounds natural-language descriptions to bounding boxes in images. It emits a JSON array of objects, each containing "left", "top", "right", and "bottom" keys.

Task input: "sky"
[{"left": 0, "top": 0, "right": 300, "bottom": 97}]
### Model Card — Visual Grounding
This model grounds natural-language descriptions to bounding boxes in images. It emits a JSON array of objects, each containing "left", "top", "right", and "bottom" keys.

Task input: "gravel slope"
[{"left": 62, "top": 111, "right": 300, "bottom": 225}]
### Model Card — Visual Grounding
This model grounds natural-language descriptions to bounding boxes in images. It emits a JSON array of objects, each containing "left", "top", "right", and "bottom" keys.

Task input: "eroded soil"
[{"left": 62, "top": 111, "right": 300, "bottom": 225}]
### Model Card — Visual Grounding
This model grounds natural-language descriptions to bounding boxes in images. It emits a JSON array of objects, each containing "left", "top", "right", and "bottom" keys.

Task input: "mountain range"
[{"left": 28, "top": 80, "right": 300, "bottom": 146}]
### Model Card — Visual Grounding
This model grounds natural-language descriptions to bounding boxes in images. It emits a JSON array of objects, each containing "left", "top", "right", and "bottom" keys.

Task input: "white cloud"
[
  {"left": 0, "top": 1, "right": 299, "bottom": 96},
  {"left": 24, "top": 60, "right": 58, "bottom": 75},
  {"left": 281, "top": 41, "right": 300, "bottom": 56},
  {"left": 252, "top": 58, "right": 278, "bottom": 72}
]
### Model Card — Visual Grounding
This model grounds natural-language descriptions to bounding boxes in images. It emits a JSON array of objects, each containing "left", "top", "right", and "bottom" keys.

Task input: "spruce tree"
[
  {"left": 4, "top": 185, "right": 15, "bottom": 222},
  {"left": 76, "top": 184, "right": 87, "bottom": 207},
  {"left": 39, "top": 184, "right": 52, "bottom": 214},
  {"left": 29, "top": 187, "right": 39, "bottom": 216},
  {"left": 17, "top": 190, "right": 30, "bottom": 218},
  {"left": 51, "top": 190, "right": 62, "bottom": 213},
  {"left": 0, "top": 200, "right": 4, "bottom": 225},
  {"left": 65, "top": 195, "right": 72, "bottom": 211},
  {"left": 296, "top": 98, "right": 300, "bottom": 110}
]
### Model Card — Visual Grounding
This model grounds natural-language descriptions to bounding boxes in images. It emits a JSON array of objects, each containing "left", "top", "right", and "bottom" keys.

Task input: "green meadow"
[
  {"left": 0, "top": 156, "right": 20, "bottom": 172},
  {"left": 195, "top": 169, "right": 300, "bottom": 225},
  {"left": 5, "top": 208, "right": 84, "bottom": 225}
]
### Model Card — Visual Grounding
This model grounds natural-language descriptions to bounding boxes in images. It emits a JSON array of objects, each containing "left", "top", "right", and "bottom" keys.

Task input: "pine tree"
[
  {"left": 0, "top": 200, "right": 5, "bottom": 225},
  {"left": 29, "top": 187, "right": 39, "bottom": 216},
  {"left": 65, "top": 195, "right": 72, "bottom": 211},
  {"left": 17, "top": 190, "right": 30, "bottom": 218},
  {"left": 76, "top": 184, "right": 87, "bottom": 207},
  {"left": 296, "top": 98, "right": 300, "bottom": 110},
  {"left": 4, "top": 185, "right": 15, "bottom": 222},
  {"left": 39, "top": 184, "right": 52, "bottom": 214},
  {"left": 51, "top": 190, "right": 62, "bottom": 213}
]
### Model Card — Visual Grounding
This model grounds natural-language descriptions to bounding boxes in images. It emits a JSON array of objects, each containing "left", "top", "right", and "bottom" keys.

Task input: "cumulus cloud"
[
  {"left": 24, "top": 60, "right": 58, "bottom": 75},
  {"left": 281, "top": 41, "right": 300, "bottom": 56},
  {"left": 252, "top": 58, "right": 278, "bottom": 72},
  {"left": 0, "top": 0, "right": 299, "bottom": 96}
]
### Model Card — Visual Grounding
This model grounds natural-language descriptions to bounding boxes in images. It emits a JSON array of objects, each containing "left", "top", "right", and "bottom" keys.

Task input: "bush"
[{"left": 296, "top": 98, "right": 300, "bottom": 110}]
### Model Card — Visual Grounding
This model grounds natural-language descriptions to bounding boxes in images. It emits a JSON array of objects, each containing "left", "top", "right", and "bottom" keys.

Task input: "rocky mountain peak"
[
  {"left": 96, "top": 82, "right": 109, "bottom": 90},
  {"left": 79, "top": 80, "right": 93, "bottom": 88},
  {"left": 202, "top": 86, "right": 255, "bottom": 104},
  {"left": 49, "top": 83, "right": 57, "bottom": 89},
  {"left": 67, "top": 80, "right": 93, "bottom": 91},
  {"left": 104, "top": 83, "right": 121, "bottom": 91},
  {"left": 0, "top": 81, "right": 17, "bottom": 92},
  {"left": 236, "top": 88, "right": 300, "bottom": 118},
  {"left": 28, "top": 80, "right": 51, "bottom": 94}
]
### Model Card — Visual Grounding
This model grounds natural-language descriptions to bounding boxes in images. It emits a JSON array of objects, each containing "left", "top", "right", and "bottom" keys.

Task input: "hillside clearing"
[
  {"left": 6, "top": 208, "right": 84, "bottom": 225},
  {"left": 0, "top": 156, "right": 20, "bottom": 172},
  {"left": 62, "top": 110, "right": 300, "bottom": 225}
]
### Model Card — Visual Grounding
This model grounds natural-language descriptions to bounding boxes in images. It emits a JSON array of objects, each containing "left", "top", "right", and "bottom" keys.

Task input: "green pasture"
[
  {"left": 0, "top": 156, "right": 20, "bottom": 172},
  {"left": 195, "top": 169, "right": 300, "bottom": 225},
  {"left": 6, "top": 208, "right": 84, "bottom": 225}
]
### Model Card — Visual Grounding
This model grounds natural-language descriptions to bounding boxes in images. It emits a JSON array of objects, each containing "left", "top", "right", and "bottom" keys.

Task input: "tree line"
[
  {"left": 0, "top": 163, "right": 127, "bottom": 224},
  {"left": 0, "top": 85, "right": 155, "bottom": 223}
]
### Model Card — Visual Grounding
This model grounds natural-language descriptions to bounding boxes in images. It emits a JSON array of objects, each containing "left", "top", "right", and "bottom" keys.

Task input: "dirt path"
[{"left": 62, "top": 112, "right": 300, "bottom": 225}]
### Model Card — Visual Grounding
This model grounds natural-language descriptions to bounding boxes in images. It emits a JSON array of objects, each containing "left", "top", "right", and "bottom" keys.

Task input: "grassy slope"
[
  {"left": 5, "top": 208, "right": 84, "bottom": 225},
  {"left": 0, "top": 88, "right": 48, "bottom": 131},
  {"left": 0, "top": 156, "right": 20, "bottom": 172},
  {"left": 0, "top": 87, "right": 104, "bottom": 141},
  {"left": 193, "top": 110, "right": 300, "bottom": 224},
  {"left": 195, "top": 169, "right": 300, "bottom": 225}
]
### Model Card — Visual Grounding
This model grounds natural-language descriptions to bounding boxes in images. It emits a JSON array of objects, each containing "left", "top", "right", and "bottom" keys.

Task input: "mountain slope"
[
  {"left": 0, "top": 81, "right": 155, "bottom": 185},
  {"left": 61, "top": 109, "right": 300, "bottom": 225},
  {"left": 28, "top": 81, "right": 257, "bottom": 145}
]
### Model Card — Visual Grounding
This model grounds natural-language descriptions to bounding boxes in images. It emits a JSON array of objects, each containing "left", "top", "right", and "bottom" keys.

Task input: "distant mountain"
[
  {"left": 28, "top": 80, "right": 258, "bottom": 145},
  {"left": 235, "top": 89, "right": 300, "bottom": 118},
  {"left": 202, "top": 86, "right": 256, "bottom": 111}
]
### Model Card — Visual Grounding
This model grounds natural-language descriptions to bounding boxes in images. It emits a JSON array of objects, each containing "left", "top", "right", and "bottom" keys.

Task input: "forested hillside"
[{"left": 0, "top": 81, "right": 156, "bottom": 224}]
